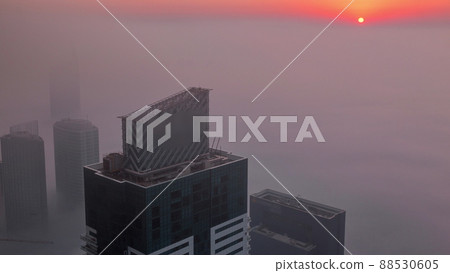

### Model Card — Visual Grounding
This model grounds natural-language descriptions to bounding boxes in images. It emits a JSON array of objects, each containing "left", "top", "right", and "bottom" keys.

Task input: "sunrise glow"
[{"left": 79, "top": 0, "right": 450, "bottom": 23}]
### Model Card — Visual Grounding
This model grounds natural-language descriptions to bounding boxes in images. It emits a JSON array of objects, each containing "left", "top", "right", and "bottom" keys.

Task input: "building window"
[
  {"left": 170, "top": 190, "right": 181, "bottom": 199},
  {"left": 152, "top": 206, "right": 160, "bottom": 218},
  {"left": 152, "top": 218, "right": 160, "bottom": 229}
]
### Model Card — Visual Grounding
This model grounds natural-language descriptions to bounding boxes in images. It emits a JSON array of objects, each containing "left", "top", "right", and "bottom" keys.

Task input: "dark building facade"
[
  {"left": 0, "top": 162, "right": 4, "bottom": 232},
  {"left": 0, "top": 129, "right": 48, "bottom": 235},
  {"left": 82, "top": 88, "right": 249, "bottom": 255},
  {"left": 250, "top": 189, "right": 345, "bottom": 255}
]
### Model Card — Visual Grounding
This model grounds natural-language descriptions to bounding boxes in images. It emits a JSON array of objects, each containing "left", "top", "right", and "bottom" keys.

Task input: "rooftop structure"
[
  {"left": 252, "top": 189, "right": 344, "bottom": 220},
  {"left": 250, "top": 189, "right": 346, "bottom": 255},
  {"left": 120, "top": 87, "right": 210, "bottom": 173},
  {"left": 97, "top": 149, "right": 237, "bottom": 187}
]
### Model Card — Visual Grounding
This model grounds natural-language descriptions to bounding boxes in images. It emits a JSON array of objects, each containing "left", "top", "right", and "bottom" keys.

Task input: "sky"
[
  {"left": 3, "top": 0, "right": 450, "bottom": 22},
  {"left": 100, "top": 0, "right": 450, "bottom": 22},
  {"left": 0, "top": 0, "right": 450, "bottom": 254}
]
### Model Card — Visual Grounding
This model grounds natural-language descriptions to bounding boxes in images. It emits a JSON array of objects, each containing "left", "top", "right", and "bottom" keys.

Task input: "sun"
[{"left": 358, "top": 17, "right": 365, "bottom": 23}]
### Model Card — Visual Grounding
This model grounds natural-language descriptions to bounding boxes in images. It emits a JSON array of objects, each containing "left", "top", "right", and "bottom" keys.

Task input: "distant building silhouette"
[
  {"left": 0, "top": 161, "right": 4, "bottom": 232},
  {"left": 0, "top": 123, "right": 48, "bottom": 235},
  {"left": 10, "top": 120, "right": 39, "bottom": 136},
  {"left": 54, "top": 119, "right": 99, "bottom": 207},
  {"left": 249, "top": 189, "right": 345, "bottom": 255},
  {"left": 49, "top": 56, "right": 81, "bottom": 119},
  {"left": 82, "top": 88, "right": 249, "bottom": 255}
]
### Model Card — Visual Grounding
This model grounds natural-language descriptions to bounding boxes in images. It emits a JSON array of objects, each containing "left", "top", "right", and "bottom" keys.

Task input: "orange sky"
[
  {"left": 89, "top": 0, "right": 450, "bottom": 22},
  {"left": 4, "top": 0, "right": 450, "bottom": 23}
]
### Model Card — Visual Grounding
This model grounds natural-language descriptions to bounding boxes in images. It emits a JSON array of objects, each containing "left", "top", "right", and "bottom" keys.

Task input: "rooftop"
[
  {"left": 87, "top": 149, "right": 244, "bottom": 188},
  {"left": 53, "top": 119, "right": 97, "bottom": 131},
  {"left": 251, "top": 189, "right": 345, "bottom": 219},
  {"left": 1, "top": 131, "right": 43, "bottom": 142}
]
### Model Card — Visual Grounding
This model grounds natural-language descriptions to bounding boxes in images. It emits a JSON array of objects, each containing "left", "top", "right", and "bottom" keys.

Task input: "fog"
[{"left": 1, "top": 1, "right": 449, "bottom": 254}]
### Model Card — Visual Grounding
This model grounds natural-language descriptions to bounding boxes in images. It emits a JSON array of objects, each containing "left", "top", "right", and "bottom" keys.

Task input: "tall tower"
[
  {"left": 54, "top": 119, "right": 99, "bottom": 207},
  {"left": 82, "top": 88, "right": 249, "bottom": 255},
  {"left": 49, "top": 54, "right": 81, "bottom": 119},
  {"left": 0, "top": 123, "right": 48, "bottom": 235},
  {"left": 0, "top": 161, "right": 4, "bottom": 233}
]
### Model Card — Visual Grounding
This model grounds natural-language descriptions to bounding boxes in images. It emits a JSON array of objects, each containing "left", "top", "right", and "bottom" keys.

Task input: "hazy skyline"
[{"left": 0, "top": 0, "right": 449, "bottom": 254}]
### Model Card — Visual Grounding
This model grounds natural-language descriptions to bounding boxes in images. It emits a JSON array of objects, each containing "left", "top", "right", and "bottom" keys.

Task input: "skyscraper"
[
  {"left": 54, "top": 119, "right": 99, "bottom": 206},
  {"left": 249, "top": 189, "right": 346, "bottom": 255},
  {"left": 49, "top": 55, "right": 81, "bottom": 119},
  {"left": 0, "top": 161, "right": 4, "bottom": 233},
  {"left": 0, "top": 124, "right": 48, "bottom": 235},
  {"left": 82, "top": 88, "right": 249, "bottom": 255}
]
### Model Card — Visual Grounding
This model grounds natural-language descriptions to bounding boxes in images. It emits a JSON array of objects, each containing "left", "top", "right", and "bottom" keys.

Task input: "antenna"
[
  {"left": 215, "top": 137, "right": 221, "bottom": 151},
  {"left": 211, "top": 137, "right": 217, "bottom": 150}
]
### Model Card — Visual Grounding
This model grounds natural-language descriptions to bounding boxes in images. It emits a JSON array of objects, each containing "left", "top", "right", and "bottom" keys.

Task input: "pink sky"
[
  {"left": 89, "top": 0, "right": 450, "bottom": 22},
  {"left": 5, "top": 0, "right": 450, "bottom": 23}
]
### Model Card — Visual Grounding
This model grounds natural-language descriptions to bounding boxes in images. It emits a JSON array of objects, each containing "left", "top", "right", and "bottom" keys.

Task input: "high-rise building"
[
  {"left": 0, "top": 124, "right": 48, "bottom": 235},
  {"left": 249, "top": 189, "right": 346, "bottom": 255},
  {"left": 54, "top": 119, "right": 99, "bottom": 206},
  {"left": 82, "top": 88, "right": 249, "bottom": 255},
  {"left": 49, "top": 55, "right": 81, "bottom": 119},
  {"left": 0, "top": 161, "right": 4, "bottom": 232}
]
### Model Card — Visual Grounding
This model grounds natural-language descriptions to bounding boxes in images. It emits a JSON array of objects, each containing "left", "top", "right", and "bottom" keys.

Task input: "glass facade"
[
  {"left": 0, "top": 132, "right": 47, "bottom": 235},
  {"left": 54, "top": 119, "right": 99, "bottom": 205}
]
